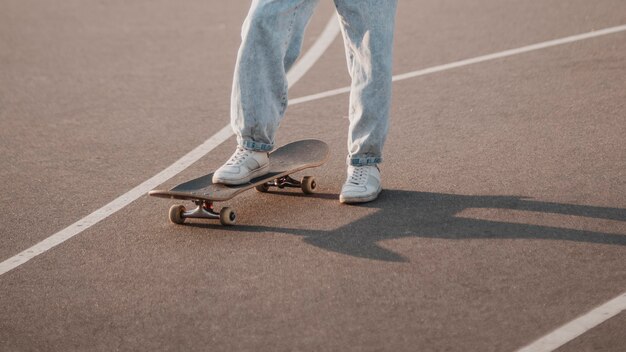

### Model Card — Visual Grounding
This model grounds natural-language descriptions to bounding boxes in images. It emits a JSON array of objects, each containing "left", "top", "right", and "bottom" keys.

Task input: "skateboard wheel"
[
  {"left": 255, "top": 183, "right": 270, "bottom": 193},
  {"left": 219, "top": 207, "right": 236, "bottom": 226},
  {"left": 169, "top": 204, "right": 186, "bottom": 225},
  {"left": 301, "top": 176, "right": 316, "bottom": 194}
]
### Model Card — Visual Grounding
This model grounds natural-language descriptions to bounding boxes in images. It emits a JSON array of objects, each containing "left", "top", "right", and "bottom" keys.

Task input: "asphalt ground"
[{"left": 1, "top": 0, "right": 625, "bottom": 351}]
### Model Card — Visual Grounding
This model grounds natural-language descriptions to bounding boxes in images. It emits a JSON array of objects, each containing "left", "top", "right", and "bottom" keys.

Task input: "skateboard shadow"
[{"left": 188, "top": 190, "right": 626, "bottom": 262}]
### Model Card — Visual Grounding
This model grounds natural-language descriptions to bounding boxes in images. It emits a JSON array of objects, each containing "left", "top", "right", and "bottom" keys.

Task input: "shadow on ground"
[{"left": 188, "top": 190, "right": 626, "bottom": 262}]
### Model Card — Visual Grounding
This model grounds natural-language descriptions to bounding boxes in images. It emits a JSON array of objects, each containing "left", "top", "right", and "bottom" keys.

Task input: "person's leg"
[
  {"left": 214, "top": 0, "right": 319, "bottom": 185},
  {"left": 231, "top": 0, "right": 320, "bottom": 152},
  {"left": 334, "top": 0, "right": 398, "bottom": 166},
  {"left": 334, "top": 0, "right": 398, "bottom": 203}
]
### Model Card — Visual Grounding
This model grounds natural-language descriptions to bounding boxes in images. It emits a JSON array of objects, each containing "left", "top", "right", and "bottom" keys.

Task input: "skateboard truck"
[
  {"left": 255, "top": 175, "right": 316, "bottom": 194},
  {"left": 169, "top": 200, "right": 236, "bottom": 226}
]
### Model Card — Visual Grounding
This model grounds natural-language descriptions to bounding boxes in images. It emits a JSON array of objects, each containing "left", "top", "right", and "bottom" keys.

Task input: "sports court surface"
[{"left": 1, "top": 0, "right": 625, "bottom": 351}]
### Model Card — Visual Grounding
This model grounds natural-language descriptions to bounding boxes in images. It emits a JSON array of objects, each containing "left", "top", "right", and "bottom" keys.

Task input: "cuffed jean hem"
[
  {"left": 240, "top": 139, "right": 273, "bottom": 152},
  {"left": 347, "top": 156, "right": 382, "bottom": 166}
]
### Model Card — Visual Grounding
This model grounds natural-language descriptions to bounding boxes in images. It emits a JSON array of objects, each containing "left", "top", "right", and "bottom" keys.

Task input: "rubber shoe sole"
[
  {"left": 212, "top": 164, "right": 269, "bottom": 185},
  {"left": 339, "top": 186, "right": 382, "bottom": 204}
]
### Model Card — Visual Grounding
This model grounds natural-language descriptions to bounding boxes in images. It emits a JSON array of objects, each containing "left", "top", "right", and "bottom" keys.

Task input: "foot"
[
  {"left": 339, "top": 165, "right": 382, "bottom": 204},
  {"left": 212, "top": 147, "right": 269, "bottom": 185}
]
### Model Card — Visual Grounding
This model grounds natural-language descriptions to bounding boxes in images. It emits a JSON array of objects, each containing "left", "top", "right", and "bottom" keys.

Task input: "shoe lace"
[
  {"left": 226, "top": 148, "right": 252, "bottom": 166},
  {"left": 348, "top": 166, "right": 369, "bottom": 185}
]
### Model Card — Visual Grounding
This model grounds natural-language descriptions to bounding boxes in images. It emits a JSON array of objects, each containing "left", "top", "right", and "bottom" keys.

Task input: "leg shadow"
[{"left": 187, "top": 190, "right": 626, "bottom": 262}]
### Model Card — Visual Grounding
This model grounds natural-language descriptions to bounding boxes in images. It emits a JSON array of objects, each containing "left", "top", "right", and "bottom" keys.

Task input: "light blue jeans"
[{"left": 231, "top": 0, "right": 398, "bottom": 166}]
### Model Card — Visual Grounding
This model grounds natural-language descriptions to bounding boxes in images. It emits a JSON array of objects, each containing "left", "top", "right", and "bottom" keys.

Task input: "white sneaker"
[
  {"left": 212, "top": 147, "right": 270, "bottom": 185},
  {"left": 339, "top": 165, "right": 382, "bottom": 204}
]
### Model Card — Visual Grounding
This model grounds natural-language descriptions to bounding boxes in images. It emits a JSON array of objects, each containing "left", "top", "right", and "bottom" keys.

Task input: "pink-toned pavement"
[{"left": 1, "top": 0, "right": 625, "bottom": 351}]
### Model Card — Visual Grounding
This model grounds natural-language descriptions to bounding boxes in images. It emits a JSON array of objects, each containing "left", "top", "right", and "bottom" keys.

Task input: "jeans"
[{"left": 231, "top": 0, "right": 398, "bottom": 166}]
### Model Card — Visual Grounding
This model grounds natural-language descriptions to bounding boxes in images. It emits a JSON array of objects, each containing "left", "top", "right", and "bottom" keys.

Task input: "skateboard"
[{"left": 149, "top": 139, "right": 330, "bottom": 225}]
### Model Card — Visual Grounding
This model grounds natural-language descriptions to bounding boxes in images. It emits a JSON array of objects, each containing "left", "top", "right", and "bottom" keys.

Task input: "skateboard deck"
[{"left": 149, "top": 139, "right": 329, "bottom": 225}]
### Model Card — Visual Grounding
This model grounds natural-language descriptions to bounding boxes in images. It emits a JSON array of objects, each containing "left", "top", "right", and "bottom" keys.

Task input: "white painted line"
[
  {"left": 288, "top": 86, "right": 351, "bottom": 105},
  {"left": 0, "top": 15, "right": 341, "bottom": 277},
  {"left": 1, "top": 23, "right": 625, "bottom": 278},
  {"left": 287, "top": 15, "right": 340, "bottom": 88},
  {"left": 0, "top": 125, "right": 233, "bottom": 275},
  {"left": 516, "top": 292, "right": 626, "bottom": 352},
  {"left": 392, "top": 24, "right": 626, "bottom": 82},
  {"left": 290, "top": 24, "right": 626, "bottom": 105}
]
